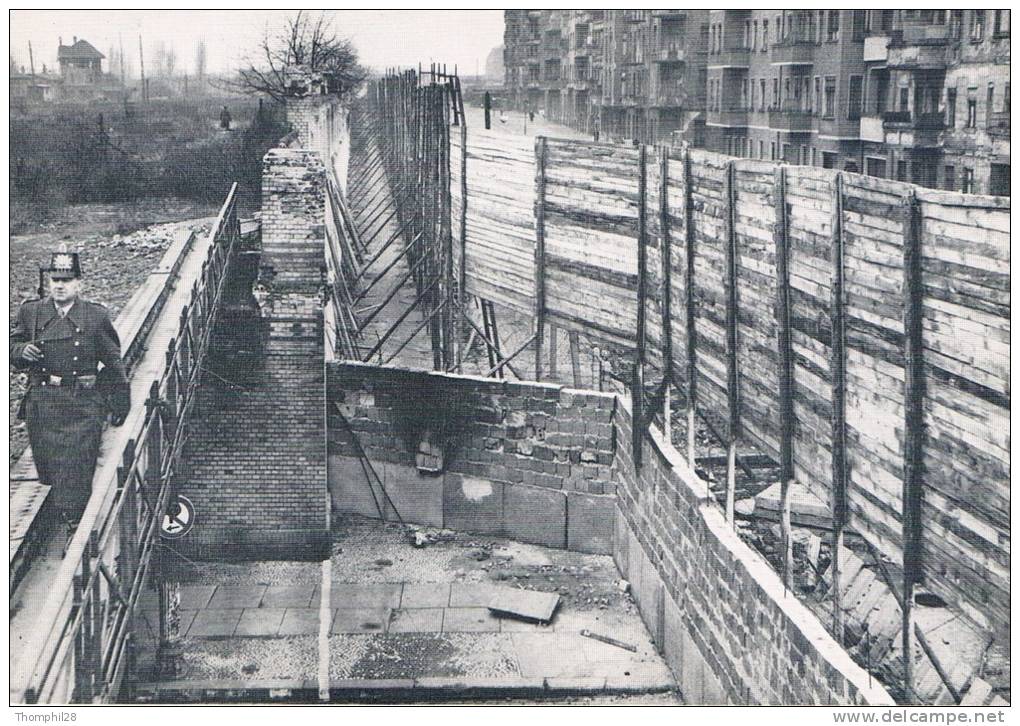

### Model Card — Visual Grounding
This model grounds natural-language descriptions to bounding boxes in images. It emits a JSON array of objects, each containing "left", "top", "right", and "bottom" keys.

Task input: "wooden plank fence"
[{"left": 452, "top": 133, "right": 1010, "bottom": 646}]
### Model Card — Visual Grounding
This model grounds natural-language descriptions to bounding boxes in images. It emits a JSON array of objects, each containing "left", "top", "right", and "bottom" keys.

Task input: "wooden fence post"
[
  {"left": 534, "top": 136, "right": 548, "bottom": 381},
  {"left": 724, "top": 160, "right": 740, "bottom": 525},
  {"left": 683, "top": 149, "right": 699, "bottom": 475},
  {"left": 901, "top": 188, "right": 924, "bottom": 703},
  {"left": 659, "top": 148, "right": 673, "bottom": 443},
  {"left": 773, "top": 164, "right": 795, "bottom": 588},
  {"left": 633, "top": 145, "right": 648, "bottom": 469},
  {"left": 829, "top": 172, "right": 848, "bottom": 644}
]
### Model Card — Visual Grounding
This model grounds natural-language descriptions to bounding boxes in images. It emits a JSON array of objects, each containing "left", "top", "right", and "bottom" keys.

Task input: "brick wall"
[
  {"left": 327, "top": 362, "right": 617, "bottom": 553},
  {"left": 611, "top": 395, "right": 894, "bottom": 705},
  {"left": 176, "top": 149, "right": 330, "bottom": 559}
]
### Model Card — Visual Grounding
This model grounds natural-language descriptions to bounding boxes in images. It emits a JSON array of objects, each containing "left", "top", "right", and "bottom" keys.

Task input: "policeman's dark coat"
[{"left": 10, "top": 297, "right": 130, "bottom": 519}]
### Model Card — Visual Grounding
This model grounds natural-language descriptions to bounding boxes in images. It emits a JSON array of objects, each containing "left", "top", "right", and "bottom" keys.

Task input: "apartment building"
[
  {"left": 860, "top": 9, "right": 1010, "bottom": 195},
  {"left": 504, "top": 9, "right": 1009, "bottom": 195},
  {"left": 504, "top": 9, "right": 708, "bottom": 145}
]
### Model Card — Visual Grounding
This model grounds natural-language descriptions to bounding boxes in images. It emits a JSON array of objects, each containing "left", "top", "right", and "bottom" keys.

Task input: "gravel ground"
[{"left": 177, "top": 636, "right": 317, "bottom": 681}]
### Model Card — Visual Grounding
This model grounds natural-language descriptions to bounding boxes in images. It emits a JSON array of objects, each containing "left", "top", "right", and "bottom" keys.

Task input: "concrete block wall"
[
  {"left": 610, "top": 395, "right": 895, "bottom": 705},
  {"left": 326, "top": 362, "right": 617, "bottom": 554}
]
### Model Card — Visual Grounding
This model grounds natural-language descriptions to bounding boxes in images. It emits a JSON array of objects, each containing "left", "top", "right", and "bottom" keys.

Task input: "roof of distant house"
[{"left": 58, "top": 39, "right": 105, "bottom": 61}]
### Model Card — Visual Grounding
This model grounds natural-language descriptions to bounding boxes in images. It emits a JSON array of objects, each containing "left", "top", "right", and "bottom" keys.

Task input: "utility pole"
[
  {"left": 138, "top": 35, "right": 146, "bottom": 102},
  {"left": 27, "top": 41, "right": 35, "bottom": 76},
  {"left": 119, "top": 33, "right": 126, "bottom": 85}
]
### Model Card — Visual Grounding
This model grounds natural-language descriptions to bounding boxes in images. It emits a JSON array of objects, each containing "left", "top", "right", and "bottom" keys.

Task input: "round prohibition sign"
[{"left": 160, "top": 494, "right": 196, "bottom": 539}]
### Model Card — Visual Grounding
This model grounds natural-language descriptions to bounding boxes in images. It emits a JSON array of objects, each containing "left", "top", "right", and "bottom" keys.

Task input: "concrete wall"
[
  {"left": 285, "top": 95, "right": 351, "bottom": 194},
  {"left": 327, "top": 361, "right": 617, "bottom": 554}
]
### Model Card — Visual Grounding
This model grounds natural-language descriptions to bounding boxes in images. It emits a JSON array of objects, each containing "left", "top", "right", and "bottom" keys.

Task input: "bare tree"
[
  {"left": 194, "top": 39, "right": 207, "bottom": 79},
  {"left": 231, "top": 11, "right": 367, "bottom": 102}
]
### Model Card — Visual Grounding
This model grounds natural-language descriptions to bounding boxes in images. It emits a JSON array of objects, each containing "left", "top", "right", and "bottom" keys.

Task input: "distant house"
[
  {"left": 58, "top": 36, "right": 104, "bottom": 85},
  {"left": 10, "top": 73, "right": 54, "bottom": 104}
]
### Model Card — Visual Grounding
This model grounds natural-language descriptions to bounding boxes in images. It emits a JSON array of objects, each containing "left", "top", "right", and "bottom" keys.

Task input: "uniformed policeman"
[{"left": 10, "top": 247, "right": 131, "bottom": 531}]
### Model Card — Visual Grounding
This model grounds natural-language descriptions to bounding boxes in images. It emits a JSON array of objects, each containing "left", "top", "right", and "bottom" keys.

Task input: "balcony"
[
  {"left": 771, "top": 40, "right": 816, "bottom": 65},
  {"left": 623, "top": 10, "right": 648, "bottom": 24},
  {"left": 988, "top": 111, "right": 1010, "bottom": 137},
  {"left": 654, "top": 42, "right": 686, "bottom": 63},
  {"left": 891, "top": 23, "right": 951, "bottom": 45},
  {"left": 712, "top": 47, "right": 751, "bottom": 67},
  {"left": 887, "top": 41, "right": 949, "bottom": 69},
  {"left": 769, "top": 109, "right": 813, "bottom": 132},
  {"left": 655, "top": 87, "right": 685, "bottom": 107},
  {"left": 863, "top": 36, "right": 889, "bottom": 62},
  {"left": 882, "top": 110, "right": 944, "bottom": 130},
  {"left": 652, "top": 10, "right": 685, "bottom": 18},
  {"left": 708, "top": 106, "right": 749, "bottom": 127}
]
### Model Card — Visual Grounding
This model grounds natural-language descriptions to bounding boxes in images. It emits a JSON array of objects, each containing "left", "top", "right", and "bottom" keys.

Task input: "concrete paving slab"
[
  {"left": 389, "top": 608, "right": 445, "bottom": 633},
  {"left": 235, "top": 608, "right": 287, "bottom": 637},
  {"left": 180, "top": 585, "right": 217, "bottom": 611},
  {"left": 449, "top": 582, "right": 502, "bottom": 608},
  {"left": 261, "top": 585, "right": 316, "bottom": 609},
  {"left": 511, "top": 632, "right": 591, "bottom": 678},
  {"left": 178, "top": 610, "right": 198, "bottom": 637},
  {"left": 496, "top": 617, "right": 547, "bottom": 633},
  {"left": 400, "top": 582, "right": 451, "bottom": 608},
  {"left": 332, "top": 582, "right": 402, "bottom": 609},
  {"left": 188, "top": 609, "right": 243, "bottom": 638},
  {"left": 208, "top": 585, "right": 267, "bottom": 609},
  {"left": 443, "top": 607, "right": 501, "bottom": 633},
  {"left": 331, "top": 608, "right": 391, "bottom": 634},
  {"left": 277, "top": 608, "right": 320, "bottom": 636}
]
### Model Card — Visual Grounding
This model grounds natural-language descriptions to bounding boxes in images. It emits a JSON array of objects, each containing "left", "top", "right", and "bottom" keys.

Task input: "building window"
[
  {"left": 759, "top": 140, "right": 765, "bottom": 159},
  {"left": 824, "top": 76, "right": 836, "bottom": 117},
  {"left": 760, "top": 79, "right": 766, "bottom": 111},
  {"left": 993, "top": 10, "right": 1010, "bottom": 36},
  {"left": 815, "top": 77, "right": 822, "bottom": 115},
  {"left": 751, "top": 20, "right": 758, "bottom": 50},
  {"left": 899, "top": 86, "right": 910, "bottom": 111},
  {"left": 896, "top": 160, "right": 908, "bottom": 181},
  {"left": 811, "top": 148, "right": 817, "bottom": 166},
  {"left": 852, "top": 10, "right": 866, "bottom": 41},
  {"left": 946, "top": 88, "right": 957, "bottom": 127},
  {"left": 771, "top": 141, "right": 777, "bottom": 160},
  {"left": 967, "top": 98, "right": 977, "bottom": 127},
  {"left": 987, "top": 84, "right": 995, "bottom": 125},
  {"left": 944, "top": 165, "right": 956, "bottom": 191},
  {"left": 763, "top": 20, "right": 769, "bottom": 49},
  {"left": 742, "top": 79, "right": 749, "bottom": 108},
  {"left": 867, "top": 157, "right": 887, "bottom": 178},
  {"left": 970, "top": 10, "right": 985, "bottom": 41},
  {"left": 782, "top": 143, "right": 792, "bottom": 162},
  {"left": 772, "top": 78, "right": 779, "bottom": 108},
  {"left": 848, "top": 75, "right": 863, "bottom": 120},
  {"left": 822, "top": 152, "right": 838, "bottom": 169},
  {"left": 990, "top": 164, "right": 1010, "bottom": 196},
  {"left": 1005, "top": 83, "right": 1011, "bottom": 113},
  {"left": 827, "top": 11, "right": 840, "bottom": 41},
  {"left": 961, "top": 167, "right": 975, "bottom": 193}
]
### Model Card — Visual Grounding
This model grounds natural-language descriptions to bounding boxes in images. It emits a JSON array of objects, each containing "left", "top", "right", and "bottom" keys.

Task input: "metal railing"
[{"left": 16, "top": 183, "right": 241, "bottom": 704}]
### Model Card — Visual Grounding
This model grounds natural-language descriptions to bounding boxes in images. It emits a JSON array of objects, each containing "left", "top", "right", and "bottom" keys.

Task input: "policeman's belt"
[{"left": 30, "top": 373, "right": 97, "bottom": 388}]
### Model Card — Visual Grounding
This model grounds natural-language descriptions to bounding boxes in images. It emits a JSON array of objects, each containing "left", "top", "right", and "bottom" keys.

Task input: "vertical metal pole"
[
  {"left": 901, "top": 188, "right": 924, "bottom": 704},
  {"left": 534, "top": 137, "right": 548, "bottom": 381},
  {"left": 633, "top": 145, "right": 648, "bottom": 469},
  {"left": 773, "top": 164, "right": 795, "bottom": 589},
  {"left": 569, "top": 330, "right": 582, "bottom": 388},
  {"left": 724, "top": 161, "right": 740, "bottom": 525},
  {"left": 829, "top": 172, "right": 848, "bottom": 644},
  {"left": 549, "top": 325, "right": 558, "bottom": 379}
]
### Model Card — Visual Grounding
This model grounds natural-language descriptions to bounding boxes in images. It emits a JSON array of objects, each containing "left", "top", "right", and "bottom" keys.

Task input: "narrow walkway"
[{"left": 136, "top": 516, "right": 676, "bottom": 702}]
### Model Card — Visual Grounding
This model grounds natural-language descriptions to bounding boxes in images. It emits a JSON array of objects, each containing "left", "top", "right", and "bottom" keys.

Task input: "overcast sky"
[{"left": 10, "top": 10, "right": 505, "bottom": 77}]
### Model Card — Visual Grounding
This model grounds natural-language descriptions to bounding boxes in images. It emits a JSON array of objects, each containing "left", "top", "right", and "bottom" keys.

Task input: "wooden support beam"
[
  {"left": 723, "top": 160, "right": 739, "bottom": 525},
  {"left": 659, "top": 148, "right": 673, "bottom": 443},
  {"left": 829, "top": 172, "right": 848, "bottom": 645},
  {"left": 456, "top": 122, "right": 468, "bottom": 372},
  {"left": 548, "top": 325, "right": 558, "bottom": 378},
  {"left": 773, "top": 164, "right": 795, "bottom": 589},
  {"left": 633, "top": 145, "right": 648, "bottom": 470},
  {"left": 683, "top": 150, "right": 699, "bottom": 476},
  {"left": 534, "top": 136, "right": 548, "bottom": 381},
  {"left": 901, "top": 188, "right": 925, "bottom": 704}
]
